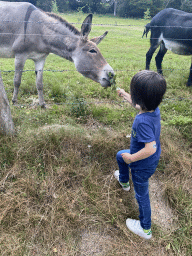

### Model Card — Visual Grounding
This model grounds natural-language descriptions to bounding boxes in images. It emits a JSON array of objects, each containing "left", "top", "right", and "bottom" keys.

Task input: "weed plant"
[{"left": 0, "top": 13, "right": 191, "bottom": 255}]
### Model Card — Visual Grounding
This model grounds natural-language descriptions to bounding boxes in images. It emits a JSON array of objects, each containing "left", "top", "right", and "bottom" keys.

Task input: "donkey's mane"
[{"left": 46, "top": 12, "right": 81, "bottom": 36}]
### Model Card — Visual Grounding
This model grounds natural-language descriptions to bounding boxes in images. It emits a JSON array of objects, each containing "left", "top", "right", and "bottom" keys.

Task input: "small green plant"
[
  {"left": 77, "top": 6, "right": 84, "bottom": 14},
  {"left": 52, "top": 0, "right": 58, "bottom": 13},
  {"left": 70, "top": 98, "right": 89, "bottom": 118},
  {"left": 77, "top": 6, "right": 87, "bottom": 23},
  {"left": 168, "top": 116, "right": 192, "bottom": 126},
  {"left": 109, "top": 72, "right": 117, "bottom": 91},
  {"left": 144, "top": 8, "right": 151, "bottom": 20}
]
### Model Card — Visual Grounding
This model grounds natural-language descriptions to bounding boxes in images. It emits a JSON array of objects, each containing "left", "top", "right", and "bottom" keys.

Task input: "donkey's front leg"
[
  {"left": 12, "top": 55, "right": 27, "bottom": 104},
  {"left": 35, "top": 57, "right": 47, "bottom": 107}
]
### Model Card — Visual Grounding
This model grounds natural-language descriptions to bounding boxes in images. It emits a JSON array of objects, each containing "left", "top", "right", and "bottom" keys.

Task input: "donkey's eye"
[{"left": 89, "top": 49, "right": 97, "bottom": 54}]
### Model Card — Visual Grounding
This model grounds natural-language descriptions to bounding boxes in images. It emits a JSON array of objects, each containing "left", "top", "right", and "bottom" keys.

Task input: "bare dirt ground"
[{"left": 149, "top": 173, "right": 178, "bottom": 233}]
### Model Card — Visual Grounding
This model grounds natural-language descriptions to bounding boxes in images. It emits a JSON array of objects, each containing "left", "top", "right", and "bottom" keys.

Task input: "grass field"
[{"left": 0, "top": 12, "right": 192, "bottom": 255}]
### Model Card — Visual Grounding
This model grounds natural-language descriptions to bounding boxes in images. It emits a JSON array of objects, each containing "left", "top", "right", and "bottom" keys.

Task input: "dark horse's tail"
[{"left": 142, "top": 23, "right": 151, "bottom": 38}]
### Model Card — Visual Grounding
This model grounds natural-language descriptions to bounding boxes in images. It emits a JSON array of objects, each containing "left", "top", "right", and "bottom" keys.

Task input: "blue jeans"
[{"left": 116, "top": 149, "right": 158, "bottom": 230}]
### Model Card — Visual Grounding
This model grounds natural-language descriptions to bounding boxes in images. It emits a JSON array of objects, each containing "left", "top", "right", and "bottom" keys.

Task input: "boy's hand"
[
  {"left": 116, "top": 88, "right": 140, "bottom": 110},
  {"left": 121, "top": 153, "right": 133, "bottom": 164},
  {"left": 117, "top": 88, "right": 126, "bottom": 97},
  {"left": 121, "top": 141, "right": 157, "bottom": 164}
]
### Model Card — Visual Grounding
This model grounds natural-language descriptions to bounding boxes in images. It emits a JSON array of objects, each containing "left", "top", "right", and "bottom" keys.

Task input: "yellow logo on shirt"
[{"left": 131, "top": 129, "right": 136, "bottom": 138}]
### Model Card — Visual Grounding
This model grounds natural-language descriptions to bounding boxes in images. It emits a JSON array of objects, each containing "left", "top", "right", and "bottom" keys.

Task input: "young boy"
[{"left": 115, "top": 70, "right": 166, "bottom": 239}]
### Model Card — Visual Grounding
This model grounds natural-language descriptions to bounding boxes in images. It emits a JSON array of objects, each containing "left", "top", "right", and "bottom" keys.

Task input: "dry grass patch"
[
  {"left": 0, "top": 123, "right": 191, "bottom": 255},
  {"left": 161, "top": 127, "right": 192, "bottom": 194},
  {"left": 0, "top": 125, "right": 166, "bottom": 255}
]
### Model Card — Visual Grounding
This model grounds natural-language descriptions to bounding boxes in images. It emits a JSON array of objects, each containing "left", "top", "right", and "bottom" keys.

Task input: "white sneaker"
[
  {"left": 114, "top": 170, "right": 130, "bottom": 191},
  {"left": 126, "top": 218, "right": 152, "bottom": 239}
]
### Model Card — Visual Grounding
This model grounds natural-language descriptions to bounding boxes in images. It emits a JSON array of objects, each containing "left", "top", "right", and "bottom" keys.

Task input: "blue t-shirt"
[{"left": 130, "top": 107, "right": 161, "bottom": 170}]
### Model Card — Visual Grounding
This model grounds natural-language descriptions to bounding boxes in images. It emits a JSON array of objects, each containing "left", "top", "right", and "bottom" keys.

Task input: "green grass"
[{"left": 0, "top": 13, "right": 192, "bottom": 255}]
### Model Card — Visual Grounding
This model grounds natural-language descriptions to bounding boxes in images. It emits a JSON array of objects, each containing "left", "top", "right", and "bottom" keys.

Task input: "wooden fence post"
[{"left": 0, "top": 72, "right": 15, "bottom": 135}]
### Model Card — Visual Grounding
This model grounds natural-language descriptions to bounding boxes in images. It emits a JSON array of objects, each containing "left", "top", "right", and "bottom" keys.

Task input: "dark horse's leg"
[
  {"left": 155, "top": 41, "right": 167, "bottom": 75},
  {"left": 146, "top": 32, "right": 160, "bottom": 70},
  {"left": 187, "top": 62, "right": 192, "bottom": 86},
  {"left": 146, "top": 45, "right": 157, "bottom": 70}
]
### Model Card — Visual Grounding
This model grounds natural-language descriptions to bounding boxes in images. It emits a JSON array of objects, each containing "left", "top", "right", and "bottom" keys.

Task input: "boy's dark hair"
[{"left": 130, "top": 70, "right": 166, "bottom": 111}]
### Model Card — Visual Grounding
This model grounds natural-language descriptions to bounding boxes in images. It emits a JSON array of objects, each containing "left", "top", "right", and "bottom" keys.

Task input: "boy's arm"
[
  {"left": 117, "top": 89, "right": 141, "bottom": 110},
  {"left": 121, "top": 141, "right": 157, "bottom": 164}
]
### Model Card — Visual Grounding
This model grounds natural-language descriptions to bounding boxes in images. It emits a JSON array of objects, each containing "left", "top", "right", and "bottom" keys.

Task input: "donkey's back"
[{"left": 0, "top": 1, "right": 47, "bottom": 58}]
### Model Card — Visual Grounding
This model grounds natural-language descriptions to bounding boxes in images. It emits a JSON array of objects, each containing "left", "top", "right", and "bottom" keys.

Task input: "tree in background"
[
  {"left": 150, "top": 0, "right": 164, "bottom": 16},
  {"left": 101, "top": 0, "right": 159, "bottom": 18},
  {"left": 164, "top": 0, "right": 182, "bottom": 9},
  {"left": 55, "top": 0, "right": 70, "bottom": 12},
  {"left": 163, "top": 0, "right": 192, "bottom": 13},
  {"left": 2, "top": 0, "right": 192, "bottom": 16},
  {"left": 78, "top": 0, "right": 106, "bottom": 13},
  {"left": 180, "top": 0, "right": 192, "bottom": 12},
  {"left": 101, "top": 0, "right": 118, "bottom": 16},
  {"left": 128, "top": 0, "right": 152, "bottom": 18},
  {"left": 36, "top": 0, "right": 52, "bottom": 11},
  {"left": 116, "top": 0, "right": 151, "bottom": 18}
]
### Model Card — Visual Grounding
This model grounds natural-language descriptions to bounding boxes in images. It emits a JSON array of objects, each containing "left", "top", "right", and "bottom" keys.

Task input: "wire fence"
[
  {"left": 0, "top": 18, "right": 192, "bottom": 106},
  {"left": 1, "top": 68, "right": 192, "bottom": 73},
  {"left": 0, "top": 18, "right": 192, "bottom": 72},
  {"left": 2, "top": 18, "right": 192, "bottom": 29},
  {"left": 1, "top": 31, "right": 192, "bottom": 41},
  {"left": 1, "top": 19, "right": 192, "bottom": 40}
]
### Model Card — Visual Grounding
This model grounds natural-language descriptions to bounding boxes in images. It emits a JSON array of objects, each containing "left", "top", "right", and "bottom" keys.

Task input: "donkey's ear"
[
  {"left": 90, "top": 31, "right": 108, "bottom": 45},
  {"left": 81, "top": 14, "right": 93, "bottom": 38}
]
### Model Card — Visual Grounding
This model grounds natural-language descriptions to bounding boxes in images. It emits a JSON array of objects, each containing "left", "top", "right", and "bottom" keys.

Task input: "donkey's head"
[{"left": 72, "top": 14, "right": 114, "bottom": 88}]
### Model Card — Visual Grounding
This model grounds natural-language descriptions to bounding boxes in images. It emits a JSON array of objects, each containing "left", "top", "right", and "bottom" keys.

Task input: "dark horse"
[{"left": 143, "top": 8, "right": 192, "bottom": 86}]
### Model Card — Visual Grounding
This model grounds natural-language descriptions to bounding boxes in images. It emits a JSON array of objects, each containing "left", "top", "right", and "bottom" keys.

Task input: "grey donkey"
[{"left": 0, "top": 1, "right": 114, "bottom": 107}]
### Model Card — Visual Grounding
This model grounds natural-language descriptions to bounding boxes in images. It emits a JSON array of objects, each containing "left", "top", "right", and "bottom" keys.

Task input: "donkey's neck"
[
  {"left": 46, "top": 12, "right": 80, "bottom": 36},
  {"left": 46, "top": 33, "right": 79, "bottom": 62},
  {"left": 43, "top": 13, "right": 80, "bottom": 61}
]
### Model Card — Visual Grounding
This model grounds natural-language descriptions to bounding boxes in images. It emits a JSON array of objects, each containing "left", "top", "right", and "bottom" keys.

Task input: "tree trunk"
[
  {"left": 0, "top": 72, "right": 15, "bottom": 135},
  {"left": 114, "top": 0, "right": 117, "bottom": 16}
]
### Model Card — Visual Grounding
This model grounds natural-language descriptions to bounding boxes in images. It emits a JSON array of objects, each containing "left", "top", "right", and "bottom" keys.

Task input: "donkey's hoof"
[
  {"left": 40, "top": 103, "right": 46, "bottom": 108},
  {"left": 12, "top": 100, "right": 17, "bottom": 105}
]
